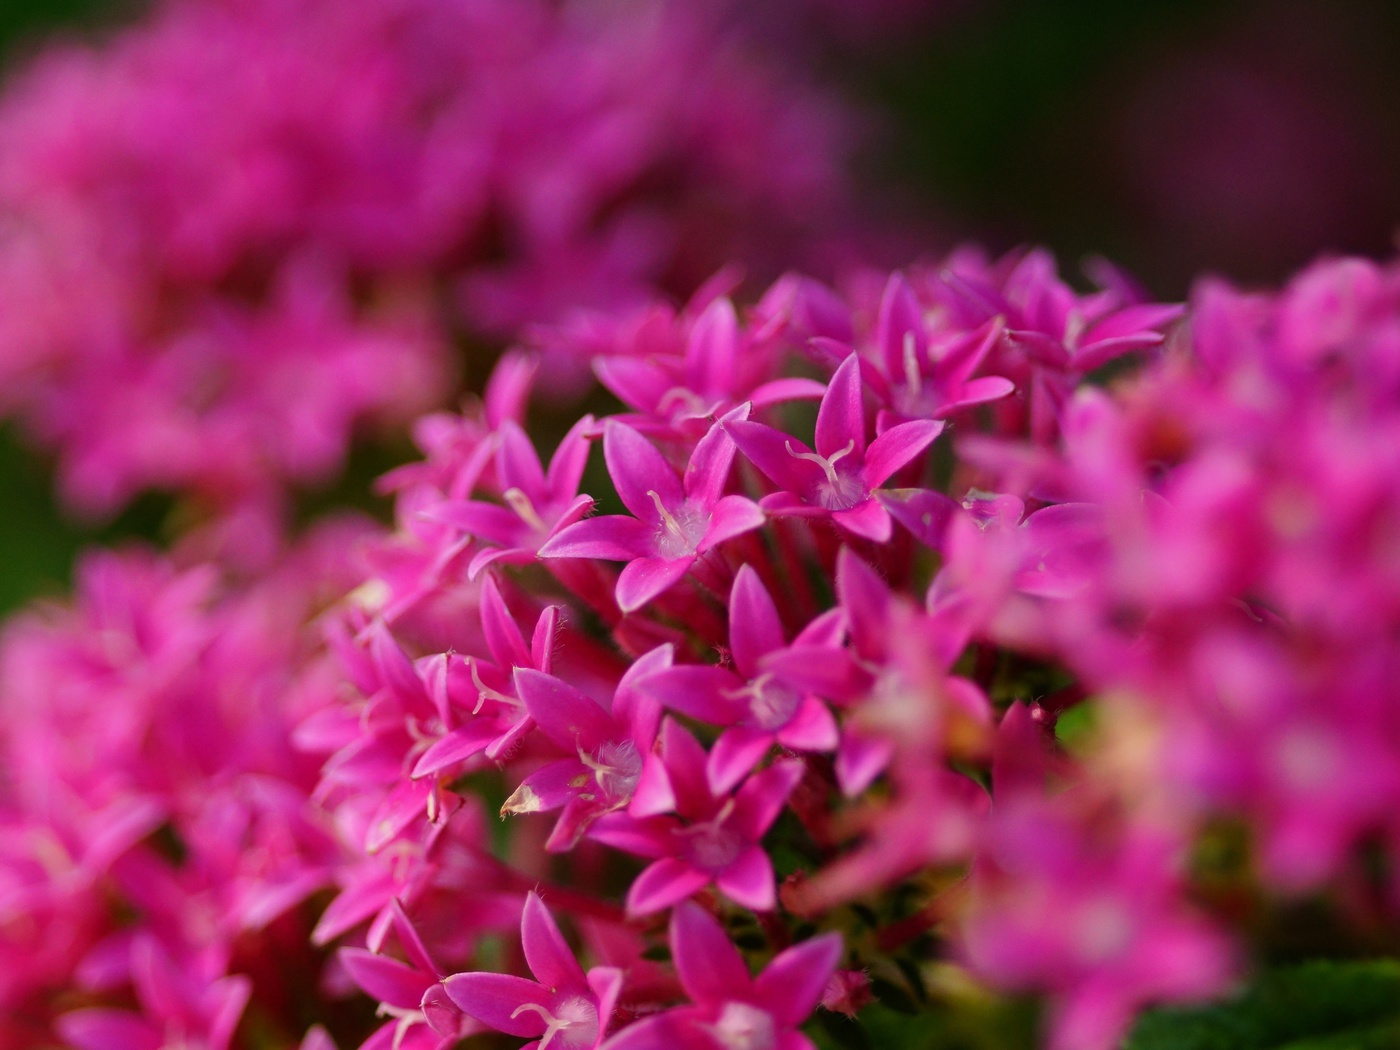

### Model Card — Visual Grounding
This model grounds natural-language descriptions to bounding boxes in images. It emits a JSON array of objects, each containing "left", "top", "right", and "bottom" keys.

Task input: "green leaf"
[{"left": 1126, "top": 960, "right": 1400, "bottom": 1050}]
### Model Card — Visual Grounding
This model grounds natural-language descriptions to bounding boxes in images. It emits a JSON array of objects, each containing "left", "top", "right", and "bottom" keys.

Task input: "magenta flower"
[
  {"left": 602, "top": 902, "right": 841, "bottom": 1050},
  {"left": 540, "top": 416, "right": 764, "bottom": 612},
  {"left": 727, "top": 353, "right": 943, "bottom": 541},
  {"left": 339, "top": 901, "right": 478, "bottom": 1050},
  {"left": 643, "top": 564, "right": 841, "bottom": 793},
  {"left": 499, "top": 645, "right": 672, "bottom": 852},
  {"left": 590, "top": 721, "right": 802, "bottom": 914},
  {"left": 424, "top": 414, "right": 597, "bottom": 579},
  {"left": 821, "top": 272, "right": 1014, "bottom": 429},
  {"left": 445, "top": 892, "right": 623, "bottom": 1050},
  {"left": 593, "top": 293, "right": 825, "bottom": 438}
]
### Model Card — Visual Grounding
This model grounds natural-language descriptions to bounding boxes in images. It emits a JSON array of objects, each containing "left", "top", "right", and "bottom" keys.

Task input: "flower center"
[
  {"left": 577, "top": 739, "right": 642, "bottom": 805},
  {"left": 785, "top": 439, "right": 865, "bottom": 510},
  {"left": 510, "top": 994, "right": 599, "bottom": 1050},
  {"left": 725, "top": 672, "right": 801, "bottom": 731},
  {"left": 647, "top": 491, "right": 710, "bottom": 559},
  {"left": 678, "top": 798, "right": 741, "bottom": 872},
  {"left": 710, "top": 1001, "right": 776, "bottom": 1050}
]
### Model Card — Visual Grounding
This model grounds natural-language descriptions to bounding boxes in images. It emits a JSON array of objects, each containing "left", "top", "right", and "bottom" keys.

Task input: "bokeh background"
[{"left": 1, "top": 0, "right": 1398, "bottom": 612}]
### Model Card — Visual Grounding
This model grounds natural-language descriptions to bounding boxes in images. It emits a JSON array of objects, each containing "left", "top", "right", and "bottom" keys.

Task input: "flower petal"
[
  {"left": 862, "top": 418, "right": 943, "bottom": 488},
  {"left": 755, "top": 933, "right": 844, "bottom": 1026},
  {"left": 729, "top": 565, "right": 786, "bottom": 676},
  {"left": 716, "top": 843, "right": 777, "bottom": 911},
  {"left": 815, "top": 353, "right": 866, "bottom": 460},
  {"left": 627, "top": 858, "right": 712, "bottom": 916},
  {"left": 539, "top": 515, "right": 653, "bottom": 561},
  {"left": 605, "top": 420, "right": 683, "bottom": 523},
  {"left": 521, "top": 893, "right": 588, "bottom": 991},
  {"left": 671, "top": 901, "right": 752, "bottom": 1004},
  {"left": 616, "top": 556, "right": 694, "bottom": 613},
  {"left": 443, "top": 973, "right": 549, "bottom": 1037}
]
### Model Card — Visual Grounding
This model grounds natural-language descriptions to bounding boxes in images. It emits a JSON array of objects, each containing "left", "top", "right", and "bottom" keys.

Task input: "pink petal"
[
  {"left": 687, "top": 297, "right": 740, "bottom": 396},
  {"left": 480, "top": 573, "right": 530, "bottom": 669},
  {"left": 716, "top": 844, "right": 778, "bottom": 911},
  {"left": 726, "top": 419, "right": 825, "bottom": 495},
  {"left": 731, "top": 759, "right": 803, "bottom": 840},
  {"left": 514, "top": 669, "right": 617, "bottom": 752},
  {"left": 671, "top": 901, "right": 752, "bottom": 1004},
  {"left": 496, "top": 420, "right": 547, "bottom": 498},
  {"left": 684, "top": 413, "right": 742, "bottom": 507},
  {"left": 777, "top": 698, "right": 839, "bottom": 752},
  {"left": 604, "top": 420, "right": 683, "bottom": 524},
  {"left": 862, "top": 418, "right": 943, "bottom": 488},
  {"left": 645, "top": 665, "right": 746, "bottom": 725},
  {"left": 626, "top": 858, "right": 712, "bottom": 916},
  {"left": 443, "top": 973, "right": 549, "bottom": 1037},
  {"left": 708, "top": 727, "right": 775, "bottom": 796},
  {"left": 755, "top": 933, "right": 844, "bottom": 1025},
  {"left": 340, "top": 949, "right": 433, "bottom": 1010},
  {"left": 700, "top": 496, "right": 766, "bottom": 553},
  {"left": 832, "top": 499, "right": 892, "bottom": 542},
  {"left": 815, "top": 353, "right": 867, "bottom": 460},
  {"left": 539, "top": 515, "right": 652, "bottom": 561},
  {"left": 588, "top": 813, "right": 678, "bottom": 858},
  {"left": 56, "top": 1010, "right": 160, "bottom": 1050},
  {"left": 530, "top": 604, "right": 560, "bottom": 672},
  {"left": 630, "top": 753, "right": 677, "bottom": 818},
  {"left": 595, "top": 356, "right": 672, "bottom": 415},
  {"left": 587, "top": 967, "right": 625, "bottom": 1039},
  {"left": 876, "top": 272, "right": 925, "bottom": 378},
  {"left": 878, "top": 488, "right": 956, "bottom": 549},
  {"left": 616, "top": 556, "right": 694, "bottom": 613},
  {"left": 660, "top": 719, "right": 715, "bottom": 818},
  {"left": 836, "top": 731, "right": 895, "bottom": 797},
  {"left": 521, "top": 893, "right": 588, "bottom": 991},
  {"left": 729, "top": 565, "right": 786, "bottom": 676},
  {"left": 546, "top": 414, "right": 596, "bottom": 496},
  {"left": 750, "top": 376, "right": 827, "bottom": 409}
]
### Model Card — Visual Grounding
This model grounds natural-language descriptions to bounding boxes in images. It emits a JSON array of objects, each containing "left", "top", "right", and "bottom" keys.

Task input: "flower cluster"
[
  {"left": 0, "top": 522, "right": 372, "bottom": 1050},
  {"left": 304, "top": 250, "right": 1211, "bottom": 1050},
  {"left": 0, "top": 0, "right": 852, "bottom": 525}
]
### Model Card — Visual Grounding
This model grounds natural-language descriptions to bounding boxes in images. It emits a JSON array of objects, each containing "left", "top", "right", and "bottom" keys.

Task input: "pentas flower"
[
  {"left": 540, "top": 416, "right": 764, "bottom": 612},
  {"left": 592, "top": 292, "right": 826, "bottom": 438},
  {"left": 500, "top": 646, "right": 673, "bottom": 852},
  {"left": 339, "top": 901, "right": 478, "bottom": 1050},
  {"left": 425, "top": 414, "right": 596, "bottom": 579},
  {"left": 591, "top": 721, "right": 803, "bottom": 915},
  {"left": 56, "top": 935, "right": 251, "bottom": 1050},
  {"left": 727, "top": 354, "right": 943, "bottom": 541},
  {"left": 445, "top": 893, "right": 623, "bottom": 1050},
  {"left": 642, "top": 564, "right": 842, "bottom": 794},
  {"left": 602, "top": 902, "right": 841, "bottom": 1050},
  {"left": 819, "top": 271, "right": 1014, "bottom": 430}
]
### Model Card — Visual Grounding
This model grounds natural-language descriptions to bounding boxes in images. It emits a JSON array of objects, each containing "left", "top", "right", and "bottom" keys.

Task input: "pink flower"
[
  {"left": 728, "top": 353, "right": 944, "bottom": 542},
  {"left": 602, "top": 901, "right": 841, "bottom": 1050},
  {"left": 541, "top": 416, "right": 764, "bottom": 613},
  {"left": 591, "top": 722, "right": 803, "bottom": 915},
  {"left": 445, "top": 893, "right": 623, "bottom": 1050}
]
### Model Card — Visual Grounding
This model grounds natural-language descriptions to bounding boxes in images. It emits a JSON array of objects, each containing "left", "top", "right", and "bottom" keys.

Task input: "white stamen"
[
  {"left": 902, "top": 330, "right": 923, "bottom": 396},
  {"left": 470, "top": 658, "right": 521, "bottom": 715}
]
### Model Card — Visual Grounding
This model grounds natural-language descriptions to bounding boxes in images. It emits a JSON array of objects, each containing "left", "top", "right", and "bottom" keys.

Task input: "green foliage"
[{"left": 1126, "top": 960, "right": 1400, "bottom": 1050}]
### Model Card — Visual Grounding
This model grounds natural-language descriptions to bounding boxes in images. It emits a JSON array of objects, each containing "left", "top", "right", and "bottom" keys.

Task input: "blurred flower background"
[{"left": 1, "top": 0, "right": 1398, "bottom": 610}]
